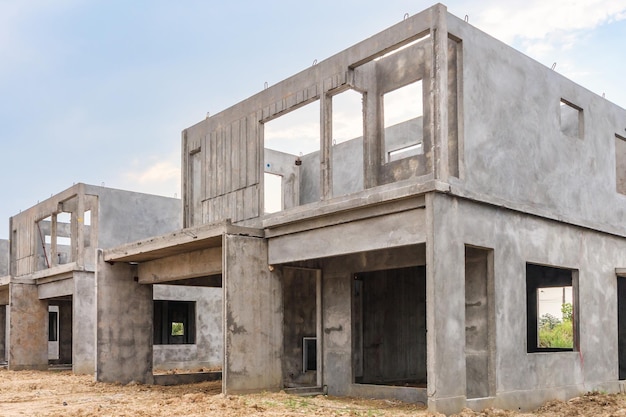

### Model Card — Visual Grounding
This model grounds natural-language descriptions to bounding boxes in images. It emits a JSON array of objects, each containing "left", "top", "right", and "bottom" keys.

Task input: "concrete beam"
[
  {"left": 268, "top": 208, "right": 427, "bottom": 265},
  {"left": 138, "top": 247, "right": 222, "bottom": 284}
]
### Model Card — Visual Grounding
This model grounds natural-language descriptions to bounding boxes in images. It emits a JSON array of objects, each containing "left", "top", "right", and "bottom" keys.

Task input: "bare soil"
[{"left": 1, "top": 369, "right": 625, "bottom": 416}]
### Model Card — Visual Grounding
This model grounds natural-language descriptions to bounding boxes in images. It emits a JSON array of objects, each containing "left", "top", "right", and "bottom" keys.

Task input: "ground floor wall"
[
  {"left": 266, "top": 193, "right": 626, "bottom": 414},
  {"left": 426, "top": 193, "right": 626, "bottom": 413},
  {"left": 153, "top": 284, "right": 222, "bottom": 371}
]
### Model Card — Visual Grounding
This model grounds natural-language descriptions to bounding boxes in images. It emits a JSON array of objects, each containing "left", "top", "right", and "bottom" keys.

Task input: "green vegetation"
[
  {"left": 538, "top": 303, "right": 573, "bottom": 348},
  {"left": 171, "top": 322, "right": 184, "bottom": 336}
]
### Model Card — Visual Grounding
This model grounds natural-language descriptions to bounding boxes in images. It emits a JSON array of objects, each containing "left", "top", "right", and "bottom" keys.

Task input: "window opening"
[
  {"left": 55, "top": 211, "right": 72, "bottom": 265},
  {"left": 153, "top": 300, "right": 196, "bottom": 345},
  {"left": 264, "top": 172, "right": 283, "bottom": 214},
  {"left": 48, "top": 310, "right": 58, "bottom": 342},
  {"left": 616, "top": 134, "right": 626, "bottom": 195},
  {"left": 560, "top": 99, "right": 582, "bottom": 139},
  {"left": 526, "top": 264, "right": 577, "bottom": 352},
  {"left": 332, "top": 89, "right": 364, "bottom": 197},
  {"left": 374, "top": 33, "right": 430, "bottom": 61},
  {"left": 83, "top": 210, "right": 91, "bottom": 226},
  {"left": 36, "top": 216, "right": 52, "bottom": 270},
  {"left": 383, "top": 81, "right": 424, "bottom": 163},
  {"left": 264, "top": 100, "right": 321, "bottom": 208},
  {"left": 303, "top": 337, "right": 317, "bottom": 372}
]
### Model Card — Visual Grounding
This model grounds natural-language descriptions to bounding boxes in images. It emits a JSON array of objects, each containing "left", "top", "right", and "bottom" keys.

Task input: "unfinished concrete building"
[
  {"left": 2, "top": 183, "right": 222, "bottom": 375},
  {"left": 96, "top": 3, "right": 626, "bottom": 414}
]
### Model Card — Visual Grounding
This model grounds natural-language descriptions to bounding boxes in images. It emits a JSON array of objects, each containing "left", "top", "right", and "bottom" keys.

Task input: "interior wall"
[
  {"left": 356, "top": 266, "right": 426, "bottom": 385},
  {"left": 153, "top": 285, "right": 223, "bottom": 371},
  {"left": 464, "top": 246, "right": 493, "bottom": 399}
]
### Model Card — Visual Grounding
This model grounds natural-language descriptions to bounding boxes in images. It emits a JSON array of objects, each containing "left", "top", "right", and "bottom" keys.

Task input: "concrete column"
[
  {"left": 73, "top": 271, "right": 96, "bottom": 374},
  {"left": 95, "top": 250, "right": 153, "bottom": 384},
  {"left": 8, "top": 283, "right": 48, "bottom": 370},
  {"left": 426, "top": 193, "right": 467, "bottom": 414},
  {"left": 223, "top": 234, "right": 282, "bottom": 393}
]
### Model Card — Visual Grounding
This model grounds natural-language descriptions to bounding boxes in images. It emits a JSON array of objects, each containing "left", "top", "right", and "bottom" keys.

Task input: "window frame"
[
  {"left": 526, "top": 263, "right": 578, "bottom": 353},
  {"left": 153, "top": 300, "right": 196, "bottom": 345}
]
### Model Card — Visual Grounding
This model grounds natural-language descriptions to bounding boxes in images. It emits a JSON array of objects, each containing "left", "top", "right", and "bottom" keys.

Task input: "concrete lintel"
[
  {"left": 616, "top": 268, "right": 626, "bottom": 278},
  {"left": 38, "top": 278, "right": 74, "bottom": 300}
]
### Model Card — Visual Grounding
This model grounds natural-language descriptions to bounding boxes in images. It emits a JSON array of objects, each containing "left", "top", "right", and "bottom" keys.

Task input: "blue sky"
[{"left": 1, "top": 0, "right": 625, "bottom": 239}]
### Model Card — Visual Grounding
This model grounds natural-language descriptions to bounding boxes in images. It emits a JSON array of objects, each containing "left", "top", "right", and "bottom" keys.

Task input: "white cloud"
[
  {"left": 470, "top": 0, "right": 626, "bottom": 43},
  {"left": 121, "top": 153, "right": 181, "bottom": 198}
]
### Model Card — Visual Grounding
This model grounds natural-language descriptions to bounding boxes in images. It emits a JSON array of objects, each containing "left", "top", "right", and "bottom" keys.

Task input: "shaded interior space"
[
  {"left": 465, "top": 246, "right": 494, "bottom": 399},
  {"left": 282, "top": 267, "right": 320, "bottom": 388},
  {"left": 618, "top": 276, "right": 626, "bottom": 380},
  {"left": 0, "top": 304, "right": 6, "bottom": 364},
  {"left": 353, "top": 265, "right": 426, "bottom": 388},
  {"left": 47, "top": 297, "right": 72, "bottom": 366}
]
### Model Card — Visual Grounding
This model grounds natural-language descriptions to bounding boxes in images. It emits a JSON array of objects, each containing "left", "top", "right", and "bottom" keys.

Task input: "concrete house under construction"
[
  {"left": 95, "top": 3, "right": 626, "bottom": 414},
  {"left": 1, "top": 184, "right": 222, "bottom": 375}
]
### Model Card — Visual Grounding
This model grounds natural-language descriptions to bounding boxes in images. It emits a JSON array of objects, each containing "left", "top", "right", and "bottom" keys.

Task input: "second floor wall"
[{"left": 181, "top": 4, "right": 626, "bottom": 237}]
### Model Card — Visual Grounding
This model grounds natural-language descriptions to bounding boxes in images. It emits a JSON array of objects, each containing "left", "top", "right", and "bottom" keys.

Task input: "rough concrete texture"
[
  {"left": 6, "top": 183, "right": 185, "bottom": 375},
  {"left": 0, "top": 240, "right": 8, "bottom": 277},
  {"left": 95, "top": 250, "right": 153, "bottom": 384},
  {"left": 92, "top": 2, "right": 626, "bottom": 414},
  {"left": 223, "top": 234, "right": 282, "bottom": 394},
  {"left": 153, "top": 284, "right": 222, "bottom": 370},
  {"left": 8, "top": 283, "right": 48, "bottom": 370}
]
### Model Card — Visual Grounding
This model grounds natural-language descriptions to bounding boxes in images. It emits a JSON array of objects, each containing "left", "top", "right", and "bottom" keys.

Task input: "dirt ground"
[{"left": 1, "top": 369, "right": 626, "bottom": 417}]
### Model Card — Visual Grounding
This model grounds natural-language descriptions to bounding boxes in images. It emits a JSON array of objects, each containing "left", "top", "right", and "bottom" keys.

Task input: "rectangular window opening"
[
  {"left": 303, "top": 337, "right": 317, "bottom": 373},
  {"left": 264, "top": 172, "right": 283, "bottom": 214},
  {"left": 388, "top": 143, "right": 423, "bottom": 162},
  {"left": 526, "top": 263, "right": 577, "bottom": 353},
  {"left": 383, "top": 80, "right": 424, "bottom": 163},
  {"left": 264, "top": 100, "right": 320, "bottom": 209},
  {"left": 48, "top": 310, "right": 58, "bottom": 342},
  {"left": 374, "top": 32, "right": 431, "bottom": 61},
  {"left": 36, "top": 216, "right": 53, "bottom": 270},
  {"left": 560, "top": 99, "right": 583, "bottom": 139},
  {"left": 332, "top": 89, "right": 364, "bottom": 197},
  {"left": 154, "top": 300, "right": 196, "bottom": 345}
]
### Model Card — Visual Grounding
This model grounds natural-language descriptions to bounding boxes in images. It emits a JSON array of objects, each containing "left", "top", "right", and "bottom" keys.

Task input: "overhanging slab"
[{"left": 103, "top": 221, "right": 263, "bottom": 263}]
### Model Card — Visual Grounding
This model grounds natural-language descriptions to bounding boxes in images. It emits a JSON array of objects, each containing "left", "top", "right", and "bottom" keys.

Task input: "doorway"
[{"left": 282, "top": 267, "right": 322, "bottom": 388}]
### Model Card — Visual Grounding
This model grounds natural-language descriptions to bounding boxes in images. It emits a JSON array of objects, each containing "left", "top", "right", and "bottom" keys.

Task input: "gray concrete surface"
[
  {"left": 95, "top": 2, "right": 626, "bottom": 414},
  {"left": 95, "top": 250, "right": 153, "bottom": 384},
  {"left": 153, "top": 284, "right": 222, "bottom": 371},
  {"left": 5, "top": 183, "right": 216, "bottom": 376},
  {"left": 0, "top": 240, "right": 8, "bottom": 277}
]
